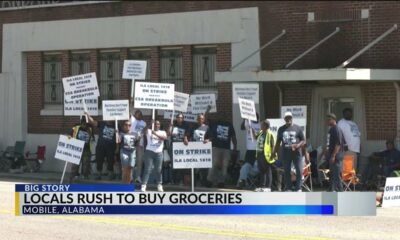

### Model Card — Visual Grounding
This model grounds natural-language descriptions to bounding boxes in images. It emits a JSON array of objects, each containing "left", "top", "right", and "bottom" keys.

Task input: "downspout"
[
  {"left": 394, "top": 82, "right": 400, "bottom": 144},
  {"left": 275, "top": 83, "right": 283, "bottom": 117}
]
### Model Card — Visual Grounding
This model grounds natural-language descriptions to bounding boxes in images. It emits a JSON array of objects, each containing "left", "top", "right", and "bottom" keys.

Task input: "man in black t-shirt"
[
  {"left": 85, "top": 112, "right": 117, "bottom": 181},
  {"left": 326, "top": 113, "right": 344, "bottom": 192},
  {"left": 207, "top": 117, "right": 237, "bottom": 188},
  {"left": 272, "top": 112, "right": 305, "bottom": 192}
]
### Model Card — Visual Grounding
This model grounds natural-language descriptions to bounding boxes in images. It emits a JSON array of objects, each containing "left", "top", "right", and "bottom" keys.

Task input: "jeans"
[
  {"left": 142, "top": 150, "right": 163, "bottom": 185},
  {"left": 257, "top": 154, "right": 274, "bottom": 189},
  {"left": 96, "top": 141, "right": 116, "bottom": 172},
  {"left": 283, "top": 152, "right": 303, "bottom": 191},
  {"left": 329, "top": 152, "right": 344, "bottom": 192},
  {"left": 207, "top": 147, "right": 231, "bottom": 184},
  {"left": 133, "top": 146, "right": 144, "bottom": 180},
  {"left": 238, "top": 162, "right": 259, "bottom": 182},
  {"left": 71, "top": 147, "right": 91, "bottom": 178}
]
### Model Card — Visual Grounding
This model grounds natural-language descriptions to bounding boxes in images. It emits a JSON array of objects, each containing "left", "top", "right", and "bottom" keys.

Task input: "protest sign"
[
  {"left": 190, "top": 94, "right": 217, "bottom": 114},
  {"left": 64, "top": 97, "right": 98, "bottom": 116},
  {"left": 122, "top": 60, "right": 147, "bottom": 80},
  {"left": 172, "top": 142, "right": 212, "bottom": 169},
  {"left": 134, "top": 82, "right": 175, "bottom": 110},
  {"left": 281, "top": 106, "right": 307, "bottom": 119},
  {"left": 232, "top": 83, "right": 259, "bottom": 104},
  {"left": 164, "top": 110, "right": 197, "bottom": 123},
  {"left": 238, "top": 97, "right": 257, "bottom": 121},
  {"left": 63, "top": 73, "right": 99, "bottom": 101},
  {"left": 268, "top": 118, "right": 307, "bottom": 140},
  {"left": 174, "top": 91, "right": 190, "bottom": 112},
  {"left": 55, "top": 135, "right": 85, "bottom": 165},
  {"left": 102, "top": 100, "right": 130, "bottom": 121},
  {"left": 382, "top": 177, "right": 400, "bottom": 207}
]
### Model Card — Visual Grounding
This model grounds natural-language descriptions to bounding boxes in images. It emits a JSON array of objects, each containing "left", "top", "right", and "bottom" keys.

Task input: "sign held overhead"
[
  {"left": 122, "top": 60, "right": 147, "bottom": 80},
  {"left": 238, "top": 97, "right": 257, "bottom": 121},
  {"left": 190, "top": 94, "right": 217, "bottom": 114},
  {"left": 102, "top": 100, "right": 130, "bottom": 121},
  {"left": 62, "top": 72, "right": 99, "bottom": 101},
  {"left": 134, "top": 82, "right": 175, "bottom": 110}
]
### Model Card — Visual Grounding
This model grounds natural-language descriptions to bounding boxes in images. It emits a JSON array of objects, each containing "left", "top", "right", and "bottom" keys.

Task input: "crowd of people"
[{"left": 67, "top": 106, "right": 400, "bottom": 192}]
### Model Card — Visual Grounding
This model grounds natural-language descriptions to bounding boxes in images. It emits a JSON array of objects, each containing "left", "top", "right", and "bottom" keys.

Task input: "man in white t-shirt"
[
  {"left": 130, "top": 110, "right": 147, "bottom": 183},
  {"left": 337, "top": 108, "right": 361, "bottom": 171}
]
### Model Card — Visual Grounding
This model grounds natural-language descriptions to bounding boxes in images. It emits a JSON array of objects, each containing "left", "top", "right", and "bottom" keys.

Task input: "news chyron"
[{"left": 15, "top": 184, "right": 375, "bottom": 216}]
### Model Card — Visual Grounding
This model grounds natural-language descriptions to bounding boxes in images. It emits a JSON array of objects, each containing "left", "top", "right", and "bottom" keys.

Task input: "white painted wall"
[{"left": 0, "top": 7, "right": 261, "bottom": 171}]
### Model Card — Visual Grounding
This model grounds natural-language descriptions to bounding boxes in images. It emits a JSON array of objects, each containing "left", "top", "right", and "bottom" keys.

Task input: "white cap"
[{"left": 284, "top": 111, "right": 293, "bottom": 118}]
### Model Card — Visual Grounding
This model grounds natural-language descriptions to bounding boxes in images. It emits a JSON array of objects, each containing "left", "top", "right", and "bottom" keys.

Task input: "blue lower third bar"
[{"left": 22, "top": 205, "right": 334, "bottom": 215}]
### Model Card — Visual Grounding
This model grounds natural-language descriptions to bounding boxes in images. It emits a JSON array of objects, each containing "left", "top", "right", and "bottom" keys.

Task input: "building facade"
[{"left": 0, "top": 1, "right": 399, "bottom": 171}]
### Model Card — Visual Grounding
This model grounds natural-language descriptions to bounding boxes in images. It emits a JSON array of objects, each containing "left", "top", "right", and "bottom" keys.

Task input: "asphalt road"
[{"left": 0, "top": 180, "right": 398, "bottom": 240}]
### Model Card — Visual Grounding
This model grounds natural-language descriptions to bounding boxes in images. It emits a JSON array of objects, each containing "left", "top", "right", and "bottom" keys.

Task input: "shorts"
[{"left": 120, "top": 148, "right": 136, "bottom": 168}]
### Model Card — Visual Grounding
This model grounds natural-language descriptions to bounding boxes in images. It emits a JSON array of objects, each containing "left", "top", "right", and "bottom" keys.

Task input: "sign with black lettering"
[
  {"left": 172, "top": 142, "right": 212, "bottom": 169},
  {"left": 64, "top": 97, "right": 98, "bottom": 116},
  {"left": 232, "top": 83, "right": 259, "bottom": 104},
  {"left": 190, "top": 94, "right": 217, "bottom": 114},
  {"left": 122, "top": 60, "right": 147, "bottom": 80},
  {"left": 62, "top": 73, "right": 100, "bottom": 101},
  {"left": 281, "top": 106, "right": 307, "bottom": 119},
  {"left": 238, "top": 97, "right": 257, "bottom": 121},
  {"left": 102, "top": 100, "right": 130, "bottom": 121},
  {"left": 382, "top": 177, "right": 400, "bottom": 207},
  {"left": 134, "top": 82, "right": 175, "bottom": 110},
  {"left": 54, "top": 135, "right": 85, "bottom": 165}
]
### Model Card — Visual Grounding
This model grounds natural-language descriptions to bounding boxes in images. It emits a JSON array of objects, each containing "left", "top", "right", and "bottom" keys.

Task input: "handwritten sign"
[{"left": 62, "top": 73, "right": 99, "bottom": 101}]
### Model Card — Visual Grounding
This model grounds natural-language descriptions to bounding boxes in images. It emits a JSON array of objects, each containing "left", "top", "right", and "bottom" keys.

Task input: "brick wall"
[
  {"left": 26, "top": 43, "right": 232, "bottom": 134},
  {"left": 12, "top": 1, "right": 400, "bottom": 139}
]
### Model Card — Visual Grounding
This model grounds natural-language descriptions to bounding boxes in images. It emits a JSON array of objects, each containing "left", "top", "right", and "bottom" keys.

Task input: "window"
[
  {"left": 192, "top": 46, "right": 217, "bottom": 93},
  {"left": 99, "top": 51, "right": 121, "bottom": 101},
  {"left": 43, "top": 53, "right": 62, "bottom": 105},
  {"left": 70, "top": 51, "right": 90, "bottom": 75},
  {"left": 128, "top": 49, "right": 151, "bottom": 80},
  {"left": 160, "top": 48, "right": 183, "bottom": 92}
]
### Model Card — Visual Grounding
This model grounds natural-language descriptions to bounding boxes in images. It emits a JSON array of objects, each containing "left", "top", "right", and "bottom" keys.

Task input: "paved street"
[{"left": 0, "top": 180, "right": 399, "bottom": 240}]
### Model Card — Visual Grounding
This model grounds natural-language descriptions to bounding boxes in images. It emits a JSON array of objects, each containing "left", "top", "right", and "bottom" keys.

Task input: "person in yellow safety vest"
[
  {"left": 251, "top": 119, "right": 275, "bottom": 192},
  {"left": 69, "top": 116, "right": 95, "bottom": 182}
]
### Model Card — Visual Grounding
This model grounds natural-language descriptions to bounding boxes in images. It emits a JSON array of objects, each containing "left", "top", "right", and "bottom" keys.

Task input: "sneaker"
[
  {"left": 141, "top": 185, "right": 147, "bottom": 192},
  {"left": 254, "top": 188, "right": 262, "bottom": 192},
  {"left": 135, "top": 177, "right": 142, "bottom": 184},
  {"left": 296, "top": 189, "right": 302, "bottom": 192},
  {"left": 262, "top": 188, "right": 271, "bottom": 192},
  {"left": 157, "top": 184, "right": 164, "bottom": 192},
  {"left": 237, "top": 180, "right": 245, "bottom": 189}
]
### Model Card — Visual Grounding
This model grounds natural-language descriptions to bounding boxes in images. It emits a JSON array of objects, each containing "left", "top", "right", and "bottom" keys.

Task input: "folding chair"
[
  {"left": 0, "top": 141, "right": 26, "bottom": 173},
  {"left": 302, "top": 163, "right": 313, "bottom": 191},
  {"left": 341, "top": 154, "right": 359, "bottom": 191},
  {"left": 25, "top": 146, "right": 46, "bottom": 172}
]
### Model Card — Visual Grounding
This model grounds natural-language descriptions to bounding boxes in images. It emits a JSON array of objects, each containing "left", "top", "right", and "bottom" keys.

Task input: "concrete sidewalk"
[{"left": 0, "top": 171, "right": 247, "bottom": 192}]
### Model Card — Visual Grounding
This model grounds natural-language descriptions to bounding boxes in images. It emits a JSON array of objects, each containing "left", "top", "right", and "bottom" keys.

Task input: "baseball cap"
[
  {"left": 284, "top": 112, "right": 293, "bottom": 118},
  {"left": 326, "top": 113, "right": 337, "bottom": 120}
]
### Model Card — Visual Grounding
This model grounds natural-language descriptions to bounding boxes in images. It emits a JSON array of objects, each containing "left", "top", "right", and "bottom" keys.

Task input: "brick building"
[{"left": 0, "top": 1, "right": 399, "bottom": 171}]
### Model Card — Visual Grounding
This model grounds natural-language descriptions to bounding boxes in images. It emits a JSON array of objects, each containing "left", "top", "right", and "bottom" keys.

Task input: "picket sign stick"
[
  {"left": 60, "top": 162, "right": 68, "bottom": 184},
  {"left": 130, "top": 78, "right": 135, "bottom": 99},
  {"left": 152, "top": 109, "right": 155, "bottom": 130},
  {"left": 83, "top": 101, "right": 88, "bottom": 123},
  {"left": 191, "top": 168, "right": 195, "bottom": 192},
  {"left": 115, "top": 116, "right": 118, "bottom": 144}
]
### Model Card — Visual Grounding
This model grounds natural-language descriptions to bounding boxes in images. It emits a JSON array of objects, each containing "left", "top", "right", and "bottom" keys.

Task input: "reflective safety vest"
[{"left": 256, "top": 130, "right": 276, "bottom": 164}]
